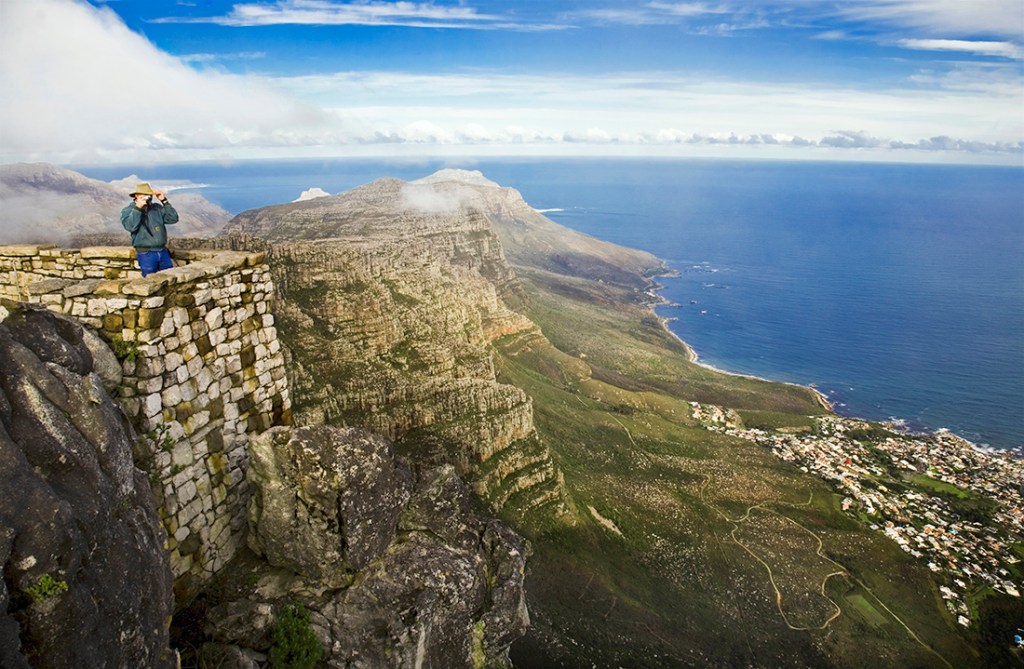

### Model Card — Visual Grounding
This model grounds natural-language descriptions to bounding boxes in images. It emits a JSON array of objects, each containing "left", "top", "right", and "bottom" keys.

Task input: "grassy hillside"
[{"left": 497, "top": 267, "right": 978, "bottom": 668}]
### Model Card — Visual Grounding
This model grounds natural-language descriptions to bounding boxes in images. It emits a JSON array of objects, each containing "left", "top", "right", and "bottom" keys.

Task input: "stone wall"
[{"left": 0, "top": 244, "right": 291, "bottom": 595}]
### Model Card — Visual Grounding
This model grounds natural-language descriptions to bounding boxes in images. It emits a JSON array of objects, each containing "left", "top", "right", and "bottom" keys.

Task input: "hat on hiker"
[{"left": 130, "top": 183, "right": 156, "bottom": 196}]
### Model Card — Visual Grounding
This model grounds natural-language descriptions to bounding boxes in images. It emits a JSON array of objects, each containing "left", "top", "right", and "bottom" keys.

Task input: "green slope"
[{"left": 497, "top": 270, "right": 979, "bottom": 669}]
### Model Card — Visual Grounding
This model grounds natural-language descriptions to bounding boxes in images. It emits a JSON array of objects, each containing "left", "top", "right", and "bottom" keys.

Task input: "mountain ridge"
[{"left": 0, "top": 162, "right": 229, "bottom": 244}]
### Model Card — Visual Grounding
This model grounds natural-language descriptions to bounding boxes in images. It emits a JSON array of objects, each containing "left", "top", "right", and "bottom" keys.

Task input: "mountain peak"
[{"left": 413, "top": 169, "right": 501, "bottom": 189}]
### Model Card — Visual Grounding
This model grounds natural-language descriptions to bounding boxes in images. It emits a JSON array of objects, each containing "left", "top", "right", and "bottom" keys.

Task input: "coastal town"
[{"left": 690, "top": 403, "right": 1024, "bottom": 625}]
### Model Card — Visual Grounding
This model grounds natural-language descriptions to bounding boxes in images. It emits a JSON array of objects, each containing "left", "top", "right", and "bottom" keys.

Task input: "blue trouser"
[{"left": 136, "top": 248, "right": 173, "bottom": 277}]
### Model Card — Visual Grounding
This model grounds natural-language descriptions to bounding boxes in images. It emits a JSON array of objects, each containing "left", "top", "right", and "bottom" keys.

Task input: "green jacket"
[{"left": 121, "top": 200, "right": 179, "bottom": 250}]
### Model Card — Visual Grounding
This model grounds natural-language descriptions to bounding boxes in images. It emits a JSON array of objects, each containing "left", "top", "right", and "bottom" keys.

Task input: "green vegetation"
[
  {"left": 910, "top": 475, "right": 971, "bottom": 500},
  {"left": 909, "top": 475, "right": 999, "bottom": 525},
  {"left": 25, "top": 573, "right": 68, "bottom": 604},
  {"left": 269, "top": 603, "right": 323, "bottom": 669},
  {"left": 738, "top": 409, "right": 816, "bottom": 432},
  {"left": 110, "top": 335, "right": 140, "bottom": 363},
  {"left": 973, "top": 594, "right": 1024, "bottom": 668},
  {"left": 145, "top": 423, "right": 175, "bottom": 452},
  {"left": 844, "top": 594, "right": 888, "bottom": 627},
  {"left": 497, "top": 263, "right": 976, "bottom": 669},
  {"left": 843, "top": 423, "right": 899, "bottom": 443}
]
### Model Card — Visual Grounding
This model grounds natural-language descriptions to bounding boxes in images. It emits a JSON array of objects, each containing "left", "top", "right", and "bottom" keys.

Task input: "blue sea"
[{"left": 75, "top": 158, "right": 1024, "bottom": 450}]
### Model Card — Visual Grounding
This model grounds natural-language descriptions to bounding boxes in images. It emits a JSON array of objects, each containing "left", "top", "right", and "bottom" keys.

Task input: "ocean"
[{"left": 75, "top": 158, "right": 1024, "bottom": 450}]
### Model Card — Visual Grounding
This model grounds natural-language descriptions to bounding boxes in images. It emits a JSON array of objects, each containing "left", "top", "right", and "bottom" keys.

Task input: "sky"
[{"left": 0, "top": 0, "right": 1022, "bottom": 165}]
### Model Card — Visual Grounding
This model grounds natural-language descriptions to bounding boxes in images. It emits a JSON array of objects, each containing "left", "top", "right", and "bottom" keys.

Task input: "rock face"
[
  {"left": 0, "top": 306, "right": 174, "bottom": 669},
  {"left": 248, "top": 425, "right": 413, "bottom": 584},
  {"left": 220, "top": 172, "right": 570, "bottom": 518},
  {"left": 0, "top": 162, "right": 230, "bottom": 244},
  {"left": 204, "top": 424, "right": 529, "bottom": 669}
]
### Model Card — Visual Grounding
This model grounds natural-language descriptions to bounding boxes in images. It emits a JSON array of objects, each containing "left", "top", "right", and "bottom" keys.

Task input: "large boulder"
[
  {"left": 247, "top": 425, "right": 414, "bottom": 584},
  {"left": 233, "top": 425, "right": 530, "bottom": 668},
  {"left": 315, "top": 466, "right": 530, "bottom": 668},
  {"left": 0, "top": 306, "right": 174, "bottom": 669}
]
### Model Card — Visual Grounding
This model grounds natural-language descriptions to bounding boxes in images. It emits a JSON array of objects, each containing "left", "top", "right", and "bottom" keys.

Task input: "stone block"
[
  {"left": 137, "top": 307, "right": 166, "bottom": 330},
  {"left": 194, "top": 333, "right": 213, "bottom": 357},
  {"left": 170, "top": 306, "right": 189, "bottom": 327},
  {"left": 180, "top": 380, "right": 198, "bottom": 403},
  {"left": 176, "top": 399, "right": 195, "bottom": 423},
  {"left": 204, "top": 306, "right": 224, "bottom": 330},
  {"left": 135, "top": 328, "right": 158, "bottom": 344},
  {"left": 173, "top": 553, "right": 193, "bottom": 576},
  {"left": 0, "top": 244, "right": 54, "bottom": 256},
  {"left": 193, "top": 288, "right": 212, "bottom": 306},
  {"left": 26, "top": 277, "right": 71, "bottom": 295},
  {"left": 160, "top": 317, "right": 176, "bottom": 338},
  {"left": 62, "top": 278, "right": 101, "bottom": 298},
  {"left": 141, "top": 296, "right": 164, "bottom": 309},
  {"left": 172, "top": 468, "right": 192, "bottom": 491},
  {"left": 144, "top": 393, "right": 163, "bottom": 418},
  {"left": 120, "top": 397, "right": 141, "bottom": 419},
  {"left": 80, "top": 246, "right": 134, "bottom": 259},
  {"left": 186, "top": 410, "right": 211, "bottom": 434},
  {"left": 183, "top": 498, "right": 204, "bottom": 526},
  {"left": 162, "top": 384, "right": 182, "bottom": 408},
  {"left": 86, "top": 298, "right": 108, "bottom": 317},
  {"left": 180, "top": 479, "right": 198, "bottom": 504},
  {"left": 171, "top": 441, "right": 193, "bottom": 468},
  {"left": 123, "top": 274, "right": 171, "bottom": 297},
  {"left": 143, "top": 375, "right": 164, "bottom": 394},
  {"left": 165, "top": 351, "right": 184, "bottom": 372}
]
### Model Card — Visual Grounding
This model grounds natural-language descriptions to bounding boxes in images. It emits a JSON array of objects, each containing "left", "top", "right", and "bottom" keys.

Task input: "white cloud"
[
  {"left": 399, "top": 182, "right": 474, "bottom": 213},
  {"left": 831, "top": 0, "right": 1024, "bottom": 40},
  {"left": 276, "top": 69, "right": 1024, "bottom": 147},
  {"left": 155, "top": 0, "right": 563, "bottom": 31},
  {"left": 572, "top": 1, "right": 1024, "bottom": 44},
  {"left": 179, "top": 51, "right": 268, "bottom": 64},
  {"left": 0, "top": 0, "right": 1020, "bottom": 164},
  {"left": 0, "top": 0, "right": 336, "bottom": 163},
  {"left": 897, "top": 39, "right": 1023, "bottom": 59},
  {"left": 647, "top": 2, "right": 732, "bottom": 18}
]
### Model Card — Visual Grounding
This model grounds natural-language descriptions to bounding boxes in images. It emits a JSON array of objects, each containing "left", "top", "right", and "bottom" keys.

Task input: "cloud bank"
[
  {"left": 0, "top": 0, "right": 333, "bottom": 163},
  {"left": 1, "top": 0, "right": 1020, "bottom": 164}
]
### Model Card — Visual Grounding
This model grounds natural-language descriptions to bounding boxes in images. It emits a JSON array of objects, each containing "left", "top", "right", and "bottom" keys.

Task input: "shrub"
[
  {"left": 111, "top": 336, "right": 140, "bottom": 363},
  {"left": 25, "top": 574, "right": 68, "bottom": 603},
  {"left": 269, "top": 603, "right": 322, "bottom": 669}
]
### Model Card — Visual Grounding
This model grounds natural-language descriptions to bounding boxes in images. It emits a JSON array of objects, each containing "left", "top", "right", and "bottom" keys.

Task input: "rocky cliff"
[
  {"left": 0, "top": 306, "right": 531, "bottom": 669},
  {"left": 196, "top": 424, "right": 530, "bottom": 669},
  {"left": 220, "top": 172, "right": 572, "bottom": 519},
  {"left": 0, "top": 306, "right": 175, "bottom": 669},
  {"left": 0, "top": 163, "right": 230, "bottom": 244}
]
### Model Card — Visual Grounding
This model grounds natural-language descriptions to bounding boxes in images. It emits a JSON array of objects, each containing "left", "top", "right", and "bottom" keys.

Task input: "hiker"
[{"left": 121, "top": 182, "right": 178, "bottom": 277}]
